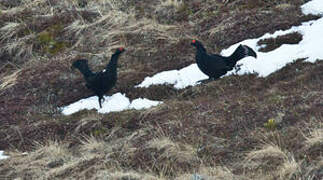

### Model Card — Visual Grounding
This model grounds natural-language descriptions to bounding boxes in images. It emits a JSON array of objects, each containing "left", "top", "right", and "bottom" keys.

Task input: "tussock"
[
  {"left": 0, "top": 22, "right": 22, "bottom": 40},
  {"left": 160, "top": 0, "right": 183, "bottom": 8},
  {"left": 0, "top": 69, "right": 20, "bottom": 90},
  {"left": 304, "top": 128, "right": 323, "bottom": 150},
  {"left": 243, "top": 144, "right": 289, "bottom": 178},
  {"left": 246, "top": 145, "right": 288, "bottom": 162},
  {"left": 98, "top": 170, "right": 163, "bottom": 180},
  {"left": 31, "top": 140, "right": 71, "bottom": 161},
  {"left": 278, "top": 156, "right": 301, "bottom": 180},
  {"left": 176, "top": 166, "right": 247, "bottom": 180},
  {"left": 80, "top": 135, "right": 105, "bottom": 154},
  {"left": 146, "top": 137, "right": 198, "bottom": 168}
]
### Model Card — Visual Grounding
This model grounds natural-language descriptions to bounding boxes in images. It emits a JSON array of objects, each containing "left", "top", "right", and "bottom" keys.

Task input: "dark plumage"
[
  {"left": 72, "top": 47, "right": 125, "bottom": 108},
  {"left": 191, "top": 40, "right": 257, "bottom": 82}
]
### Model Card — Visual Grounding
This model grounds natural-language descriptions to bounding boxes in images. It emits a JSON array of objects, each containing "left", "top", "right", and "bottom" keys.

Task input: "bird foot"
[
  {"left": 100, "top": 97, "right": 105, "bottom": 104},
  {"left": 98, "top": 97, "right": 105, "bottom": 108}
]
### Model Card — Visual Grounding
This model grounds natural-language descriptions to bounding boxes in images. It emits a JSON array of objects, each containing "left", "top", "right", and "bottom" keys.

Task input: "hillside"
[{"left": 0, "top": 0, "right": 322, "bottom": 179}]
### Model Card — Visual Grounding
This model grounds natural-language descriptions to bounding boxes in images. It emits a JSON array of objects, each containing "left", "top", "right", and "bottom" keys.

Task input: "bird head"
[
  {"left": 115, "top": 47, "right": 125, "bottom": 54},
  {"left": 191, "top": 39, "right": 206, "bottom": 52},
  {"left": 191, "top": 39, "right": 202, "bottom": 47}
]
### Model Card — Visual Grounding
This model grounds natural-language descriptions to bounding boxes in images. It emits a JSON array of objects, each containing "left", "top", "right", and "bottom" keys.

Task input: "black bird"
[
  {"left": 72, "top": 47, "right": 125, "bottom": 108},
  {"left": 191, "top": 40, "right": 257, "bottom": 82}
]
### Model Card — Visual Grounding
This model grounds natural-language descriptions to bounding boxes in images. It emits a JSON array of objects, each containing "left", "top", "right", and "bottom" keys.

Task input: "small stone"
[{"left": 47, "top": 159, "right": 64, "bottom": 168}]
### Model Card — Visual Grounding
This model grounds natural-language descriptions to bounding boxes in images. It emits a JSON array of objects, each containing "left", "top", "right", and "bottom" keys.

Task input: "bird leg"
[
  {"left": 234, "top": 64, "right": 242, "bottom": 73},
  {"left": 98, "top": 96, "right": 105, "bottom": 108}
]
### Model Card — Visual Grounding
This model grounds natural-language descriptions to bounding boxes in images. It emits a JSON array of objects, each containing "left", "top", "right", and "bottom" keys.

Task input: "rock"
[{"left": 47, "top": 159, "right": 64, "bottom": 168}]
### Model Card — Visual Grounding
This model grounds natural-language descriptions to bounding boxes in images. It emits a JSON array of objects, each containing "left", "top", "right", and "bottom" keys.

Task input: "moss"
[
  {"left": 264, "top": 118, "right": 277, "bottom": 130},
  {"left": 36, "top": 23, "right": 68, "bottom": 55},
  {"left": 93, "top": 128, "right": 108, "bottom": 136},
  {"left": 38, "top": 31, "right": 53, "bottom": 43}
]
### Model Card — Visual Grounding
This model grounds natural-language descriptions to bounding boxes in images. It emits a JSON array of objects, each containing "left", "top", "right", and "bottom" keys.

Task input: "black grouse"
[
  {"left": 72, "top": 47, "right": 125, "bottom": 108},
  {"left": 191, "top": 40, "right": 257, "bottom": 82}
]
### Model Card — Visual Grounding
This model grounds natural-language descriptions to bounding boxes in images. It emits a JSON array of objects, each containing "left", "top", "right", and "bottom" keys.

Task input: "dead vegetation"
[
  {"left": 257, "top": 32, "right": 303, "bottom": 52},
  {"left": 0, "top": 0, "right": 322, "bottom": 179}
]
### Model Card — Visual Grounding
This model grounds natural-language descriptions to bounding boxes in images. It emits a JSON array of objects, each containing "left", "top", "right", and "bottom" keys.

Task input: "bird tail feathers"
[
  {"left": 72, "top": 59, "right": 93, "bottom": 78},
  {"left": 228, "top": 45, "right": 257, "bottom": 66}
]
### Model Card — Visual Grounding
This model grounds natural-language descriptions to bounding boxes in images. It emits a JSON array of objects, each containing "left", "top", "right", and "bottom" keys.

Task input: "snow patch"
[
  {"left": 136, "top": 64, "right": 208, "bottom": 89},
  {"left": 60, "top": 93, "right": 162, "bottom": 115},
  {"left": 0, "top": 151, "right": 9, "bottom": 160},
  {"left": 129, "top": 98, "right": 162, "bottom": 110},
  {"left": 301, "top": 0, "right": 323, "bottom": 15}
]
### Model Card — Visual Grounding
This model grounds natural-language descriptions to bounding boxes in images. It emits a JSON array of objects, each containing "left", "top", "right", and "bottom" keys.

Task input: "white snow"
[
  {"left": 60, "top": 93, "right": 162, "bottom": 115},
  {"left": 129, "top": 98, "right": 162, "bottom": 110},
  {"left": 301, "top": 0, "right": 323, "bottom": 15},
  {"left": 0, "top": 151, "right": 9, "bottom": 160},
  {"left": 136, "top": 0, "right": 323, "bottom": 89},
  {"left": 136, "top": 64, "right": 208, "bottom": 89}
]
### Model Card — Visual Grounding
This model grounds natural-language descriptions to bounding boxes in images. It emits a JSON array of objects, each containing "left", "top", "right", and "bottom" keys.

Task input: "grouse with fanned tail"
[
  {"left": 72, "top": 47, "right": 125, "bottom": 108},
  {"left": 191, "top": 40, "right": 257, "bottom": 82}
]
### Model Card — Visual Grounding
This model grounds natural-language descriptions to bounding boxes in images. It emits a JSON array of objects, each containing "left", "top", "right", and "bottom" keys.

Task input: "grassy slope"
[{"left": 0, "top": 0, "right": 322, "bottom": 179}]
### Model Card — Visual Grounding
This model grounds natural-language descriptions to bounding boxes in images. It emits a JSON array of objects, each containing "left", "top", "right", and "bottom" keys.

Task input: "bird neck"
[
  {"left": 195, "top": 45, "right": 207, "bottom": 61},
  {"left": 106, "top": 53, "right": 120, "bottom": 71},
  {"left": 196, "top": 44, "right": 207, "bottom": 53}
]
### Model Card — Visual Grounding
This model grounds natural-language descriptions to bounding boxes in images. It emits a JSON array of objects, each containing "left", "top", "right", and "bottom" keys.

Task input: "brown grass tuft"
[
  {"left": 145, "top": 136, "right": 199, "bottom": 176},
  {"left": 244, "top": 144, "right": 289, "bottom": 177},
  {"left": 97, "top": 170, "right": 164, "bottom": 180},
  {"left": 303, "top": 127, "right": 323, "bottom": 159},
  {"left": 278, "top": 156, "right": 301, "bottom": 180},
  {"left": 0, "top": 69, "right": 20, "bottom": 90}
]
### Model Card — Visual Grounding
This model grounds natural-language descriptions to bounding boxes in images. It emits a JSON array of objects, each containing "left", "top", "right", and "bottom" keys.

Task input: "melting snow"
[
  {"left": 301, "top": 0, "right": 323, "bottom": 15},
  {"left": 60, "top": 93, "right": 162, "bottom": 115},
  {"left": 137, "top": 0, "right": 323, "bottom": 89},
  {"left": 129, "top": 98, "right": 162, "bottom": 110},
  {"left": 0, "top": 151, "right": 8, "bottom": 160}
]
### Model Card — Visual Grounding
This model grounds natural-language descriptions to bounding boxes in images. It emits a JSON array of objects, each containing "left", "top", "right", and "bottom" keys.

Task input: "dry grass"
[
  {"left": 304, "top": 127, "right": 323, "bottom": 151},
  {"left": 243, "top": 144, "right": 288, "bottom": 179},
  {"left": 176, "top": 166, "right": 246, "bottom": 180},
  {"left": 160, "top": 0, "right": 183, "bottom": 8},
  {"left": 31, "top": 140, "right": 71, "bottom": 161},
  {"left": 278, "top": 156, "right": 301, "bottom": 180},
  {"left": 145, "top": 136, "right": 199, "bottom": 176},
  {"left": 80, "top": 135, "right": 105, "bottom": 154},
  {"left": 246, "top": 145, "right": 288, "bottom": 163},
  {"left": 97, "top": 171, "right": 164, "bottom": 180},
  {"left": 146, "top": 137, "right": 197, "bottom": 163},
  {"left": 0, "top": 69, "right": 20, "bottom": 90}
]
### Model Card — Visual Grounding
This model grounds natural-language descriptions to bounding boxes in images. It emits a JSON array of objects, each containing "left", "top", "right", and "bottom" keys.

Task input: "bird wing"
[{"left": 206, "top": 54, "right": 231, "bottom": 72}]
